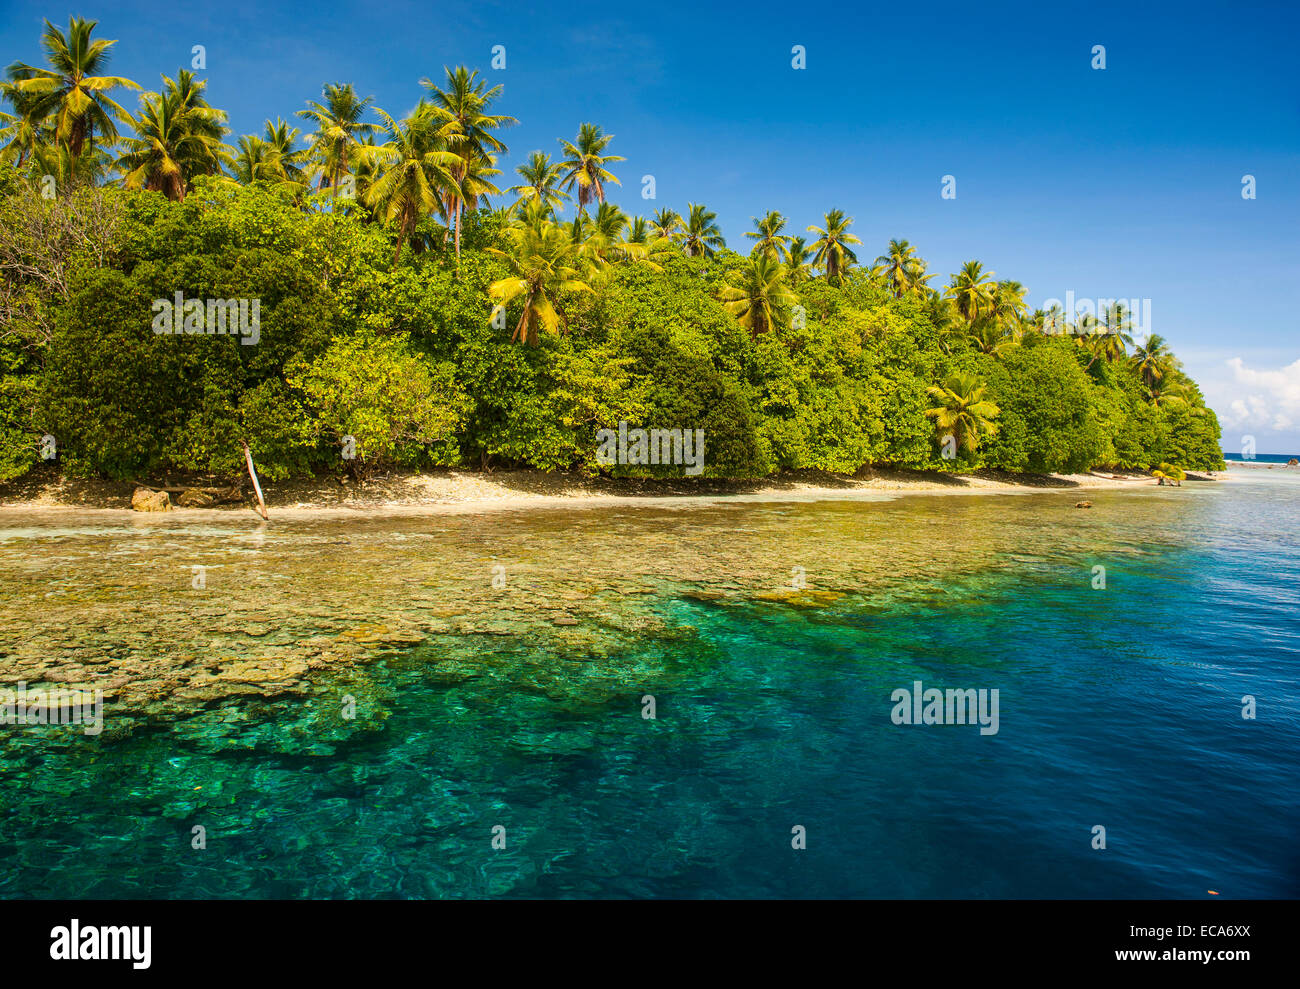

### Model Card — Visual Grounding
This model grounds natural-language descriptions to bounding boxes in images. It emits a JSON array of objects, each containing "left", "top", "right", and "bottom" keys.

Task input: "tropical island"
[{"left": 0, "top": 17, "right": 1225, "bottom": 509}]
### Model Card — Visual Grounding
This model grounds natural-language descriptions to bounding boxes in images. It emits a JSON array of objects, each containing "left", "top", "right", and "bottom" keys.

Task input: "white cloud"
[{"left": 1218, "top": 356, "right": 1300, "bottom": 432}]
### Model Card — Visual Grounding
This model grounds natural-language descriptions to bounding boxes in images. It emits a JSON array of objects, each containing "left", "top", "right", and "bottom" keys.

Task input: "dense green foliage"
[
  {"left": 0, "top": 18, "right": 1222, "bottom": 483},
  {"left": 0, "top": 175, "right": 1222, "bottom": 483}
]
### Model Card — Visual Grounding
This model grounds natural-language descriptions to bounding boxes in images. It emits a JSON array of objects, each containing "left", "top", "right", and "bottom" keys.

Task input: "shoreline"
[
  {"left": 0, "top": 463, "right": 1246, "bottom": 726},
  {"left": 0, "top": 465, "right": 1231, "bottom": 520}
]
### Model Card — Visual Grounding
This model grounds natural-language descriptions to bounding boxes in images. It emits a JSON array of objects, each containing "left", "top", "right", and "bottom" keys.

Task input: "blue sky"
[{"left": 5, "top": 0, "right": 1299, "bottom": 452}]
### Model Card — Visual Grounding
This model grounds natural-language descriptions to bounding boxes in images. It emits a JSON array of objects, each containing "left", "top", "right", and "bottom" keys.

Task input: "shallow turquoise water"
[{"left": 1, "top": 470, "right": 1297, "bottom": 898}]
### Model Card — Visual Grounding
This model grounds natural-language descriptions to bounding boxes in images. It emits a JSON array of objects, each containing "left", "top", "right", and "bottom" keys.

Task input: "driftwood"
[{"left": 241, "top": 440, "right": 269, "bottom": 520}]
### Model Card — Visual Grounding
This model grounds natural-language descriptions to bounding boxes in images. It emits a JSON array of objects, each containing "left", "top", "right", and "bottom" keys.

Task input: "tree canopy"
[{"left": 0, "top": 22, "right": 1224, "bottom": 484}]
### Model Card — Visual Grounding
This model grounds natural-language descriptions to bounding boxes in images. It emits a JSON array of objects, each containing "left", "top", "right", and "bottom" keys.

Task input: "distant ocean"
[{"left": 1222, "top": 452, "right": 1299, "bottom": 464}]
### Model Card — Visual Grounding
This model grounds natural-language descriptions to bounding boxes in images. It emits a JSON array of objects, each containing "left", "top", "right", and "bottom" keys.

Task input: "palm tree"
[
  {"left": 230, "top": 134, "right": 273, "bottom": 184},
  {"left": 560, "top": 208, "right": 588, "bottom": 243},
  {"left": 457, "top": 150, "right": 503, "bottom": 231},
  {"left": 1040, "top": 303, "right": 1068, "bottom": 336},
  {"left": 557, "top": 123, "right": 623, "bottom": 214},
  {"left": 874, "top": 239, "right": 931, "bottom": 299},
  {"left": 28, "top": 139, "right": 111, "bottom": 188},
  {"left": 1145, "top": 379, "right": 1193, "bottom": 409},
  {"left": 297, "top": 83, "right": 380, "bottom": 201},
  {"left": 718, "top": 255, "right": 797, "bottom": 335},
  {"left": 681, "top": 202, "right": 725, "bottom": 258},
  {"left": 1097, "top": 323, "right": 1135, "bottom": 362},
  {"left": 622, "top": 214, "right": 680, "bottom": 269},
  {"left": 365, "top": 106, "right": 462, "bottom": 263},
  {"left": 991, "top": 280, "right": 1028, "bottom": 335},
  {"left": 487, "top": 206, "right": 594, "bottom": 345},
  {"left": 970, "top": 318, "right": 1018, "bottom": 357},
  {"left": 115, "top": 72, "right": 231, "bottom": 202},
  {"left": 1093, "top": 302, "right": 1135, "bottom": 361},
  {"left": 228, "top": 125, "right": 305, "bottom": 197},
  {"left": 0, "top": 83, "right": 50, "bottom": 167},
  {"left": 1074, "top": 310, "right": 1100, "bottom": 340},
  {"left": 615, "top": 214, "right": 675, "bottom": 271},
  {"left": 746, "top": 210, "right": 790, "bottom": 261},
  {"left": 589, "top": 202, "right": 629, "bottom": 239},
  {"left": 509, "top": 150, "right": 568, "bottom": 213},
  {"left": 807, "top": 209, "right": 861, "bottom": 285},
  {"left": 6, "top": 17, "right": 139, "bottom": 170},
  {"left": 785, "top": 236, "right": 813, "bottom": 284},
  {"left": 1152, "top": 463, "right": 1187, "bottom": 486},
  {"left": 583, "top": 201, "right": 630, "bottom": 268},
  {"left": 1079, "top": 307, "right": 1134, "bottom": 369},
  {"left": 945, "top": 260, "right": 996, "bottom": 325},
  {"left": 924, "top": 371, "right": 1000, "bottom": 457},
  {"left": 340, "top": 133, "right": 382, "bottom": 217},
  {"left": 422, "top": 67, "right": 514, "bottom": 155},
  {"left": 262, "top": 117, "right": 307, "bottom": 183},
  {"left": 422, "top": 66, "right": 514, "bottom": 257},
  {"left": 1130, "top": 333, "right": 1177, "bottom": 390},
  {"left": 1101, "top": 301, "right": 1130, "bottom": 336},
  {"left": 650, "top": 208, "right": 681, "bottom": 240}
]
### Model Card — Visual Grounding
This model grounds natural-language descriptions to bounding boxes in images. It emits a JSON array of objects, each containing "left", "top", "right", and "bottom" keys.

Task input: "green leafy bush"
[{"left": 0, "top": 176, "right": 1223, "bottom": 484}]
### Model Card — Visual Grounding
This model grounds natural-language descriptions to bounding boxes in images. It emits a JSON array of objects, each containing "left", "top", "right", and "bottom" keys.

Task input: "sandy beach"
[{"left": 0, "top": 464, "right": 1228, "bottom": 519}]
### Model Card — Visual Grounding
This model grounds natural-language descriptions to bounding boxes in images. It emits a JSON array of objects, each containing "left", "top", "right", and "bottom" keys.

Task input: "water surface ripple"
[{"left": 1, "top": 471, "right": 1296, "bottom": 898}]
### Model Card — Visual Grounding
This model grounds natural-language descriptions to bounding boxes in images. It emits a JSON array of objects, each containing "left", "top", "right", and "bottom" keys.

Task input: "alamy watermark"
[
  {"left": 1, "top": 682, "right": 103, "bottom": 735},
  {"left": 50, "top": 920, "right": 150, "bottom": 969},
  {"left": 1040, "top": 291, "right": 1151, "bottom": 337},
  {"left": 890, "top": 680, "right": 1000, "bottom": 735},
  {"left": 596, "top": 421, "right": 705, "bottom": 475},
  {"left": 151, "top": 293, "right": 261, "bottom": 345}
]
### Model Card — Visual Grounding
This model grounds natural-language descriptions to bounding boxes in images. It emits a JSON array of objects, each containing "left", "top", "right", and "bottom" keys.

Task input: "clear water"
[
  {"left": 1222, "top": 452, "right": 1299, "bottom": 464},
  {"left": 1, "top": 468, "right": 1297, "bottom": 898}
]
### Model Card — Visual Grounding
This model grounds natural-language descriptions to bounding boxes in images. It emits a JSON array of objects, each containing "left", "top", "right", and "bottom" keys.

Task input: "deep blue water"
[
  {"left": 1222, "top": 452, "right": 1298, "bottom": 464},
  {"left": 1, "top": 468, "right": 1297, "bottom": 898}
]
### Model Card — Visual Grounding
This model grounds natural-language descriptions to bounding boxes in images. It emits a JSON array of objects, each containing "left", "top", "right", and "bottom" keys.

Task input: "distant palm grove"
[{"left": 0, "top": 18, "right": 1223, "bottom": 483}]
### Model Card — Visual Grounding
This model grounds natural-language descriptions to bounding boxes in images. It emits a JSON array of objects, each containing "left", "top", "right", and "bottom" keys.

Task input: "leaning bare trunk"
[{"left": 512, "top": 312, "right": 526, "bottom": 343}]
